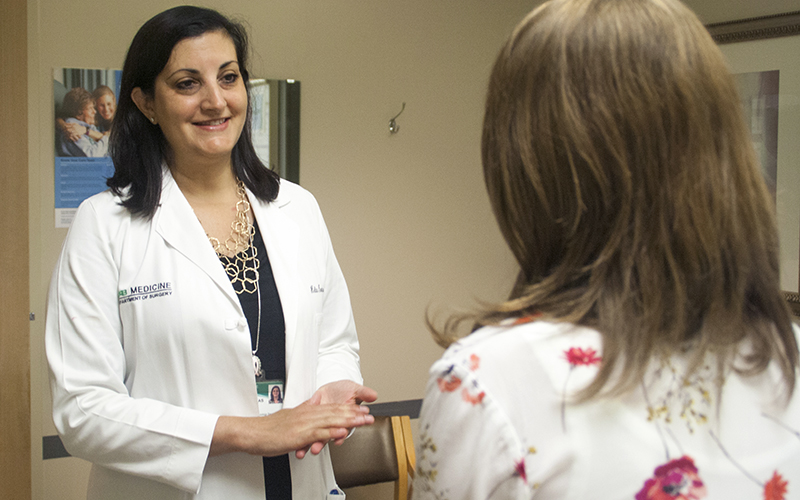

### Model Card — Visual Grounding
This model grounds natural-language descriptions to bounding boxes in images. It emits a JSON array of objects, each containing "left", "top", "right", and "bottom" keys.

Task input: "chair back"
[{"left": 329, "top": 415, "right": 415, "bottom": 500}]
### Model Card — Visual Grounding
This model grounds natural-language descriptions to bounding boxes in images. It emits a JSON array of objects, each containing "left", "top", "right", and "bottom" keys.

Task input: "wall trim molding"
[
  {"left": 707, "top": 10, "right": 800, "bottom": 44},
  {"left": 0, "top": 0, "right": 31, "bottom": 496}
]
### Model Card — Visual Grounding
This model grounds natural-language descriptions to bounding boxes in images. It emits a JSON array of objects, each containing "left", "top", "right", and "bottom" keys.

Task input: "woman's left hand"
[
  {"left": 296, "top": 380, "right": 378, "bottom": 459},
  {"left": 314, "top": 380, "right": 378, "bottom": 406}
]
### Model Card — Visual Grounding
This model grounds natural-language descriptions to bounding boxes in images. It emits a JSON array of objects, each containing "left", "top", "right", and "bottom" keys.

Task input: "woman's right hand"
[{"left": 209, "top": 401, "right": 373, "bottom": 458}]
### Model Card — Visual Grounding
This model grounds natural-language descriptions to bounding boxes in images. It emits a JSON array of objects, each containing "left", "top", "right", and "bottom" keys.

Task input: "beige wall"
[
  {"left": 25, "top": 0, "right": 800, "bottom": 498},
  {"left": 28, "top": 0, "right": 527, "bottom": 498},
  {"left": 682, "top": 0, "right": 800, "bottom": 23}
]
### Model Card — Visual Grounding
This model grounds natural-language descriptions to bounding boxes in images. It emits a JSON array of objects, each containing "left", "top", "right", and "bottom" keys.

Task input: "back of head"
[
  {"left": 476, "top": 0, "right": 797, "bottom": 397},
  {"left": 108, "top": 5, "right": 276, "bottom": 217}
]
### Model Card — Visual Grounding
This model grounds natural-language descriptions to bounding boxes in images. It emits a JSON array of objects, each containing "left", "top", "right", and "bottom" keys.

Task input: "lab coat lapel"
[
  {"left": 155, "top": 173, "right": 240, "bottom": 307},
  {"left": 250, "top": 186, "right": 300, "bottom": 384}
]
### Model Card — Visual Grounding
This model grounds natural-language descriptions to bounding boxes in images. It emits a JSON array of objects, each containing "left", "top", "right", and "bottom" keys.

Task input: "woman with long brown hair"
[{"left": 413, "top": 0, "right": 800, "bottom": 498}]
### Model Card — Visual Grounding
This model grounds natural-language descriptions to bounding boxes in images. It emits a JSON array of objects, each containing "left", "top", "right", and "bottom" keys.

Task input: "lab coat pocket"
[
  {"left": 306, "top": 312, "right": 323, "bottom": 354},
  {"left": 313, "top": 313, "right": 323, "bottom": 337},
  {"left": 308, "top": 313, "right": 324, "bottom": 387}
]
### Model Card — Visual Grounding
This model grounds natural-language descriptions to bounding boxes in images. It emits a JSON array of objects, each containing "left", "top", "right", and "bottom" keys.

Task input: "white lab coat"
[{"left": 46, "top": 170, "right": 362, "bottom": 499}]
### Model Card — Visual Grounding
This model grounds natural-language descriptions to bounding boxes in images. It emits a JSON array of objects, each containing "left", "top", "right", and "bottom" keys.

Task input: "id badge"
[{"left": 257, "top": 380, "right": 284, "bottom": 416}]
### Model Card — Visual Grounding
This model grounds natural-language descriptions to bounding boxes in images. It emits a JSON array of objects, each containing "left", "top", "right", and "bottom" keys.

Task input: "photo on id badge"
[{"left": 257, "top": 381, "right": 284, "bottom": 416}]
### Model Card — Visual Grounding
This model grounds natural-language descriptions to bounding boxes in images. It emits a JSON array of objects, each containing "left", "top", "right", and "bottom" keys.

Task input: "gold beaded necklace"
[
  {"left": 208, "top": 180, "right": 261, "bottom": 294},
  {"left": 205, "top": 179, "right": 263, "bottom": 377}
]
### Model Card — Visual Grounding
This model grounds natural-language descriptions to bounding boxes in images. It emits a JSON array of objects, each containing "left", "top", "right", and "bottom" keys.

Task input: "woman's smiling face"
[
  {"left": 146, "top": 30, "right": 247, "bottom": 166},
  {"left": 96, "top": 93, "right": 116, "bottom": 122}
]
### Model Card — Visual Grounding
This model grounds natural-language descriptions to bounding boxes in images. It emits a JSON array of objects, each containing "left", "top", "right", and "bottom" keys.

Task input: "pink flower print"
[
  {"left": 635, "top": 456, "right": 707, "bottom": 500},
  {"left": 763, "top": 471, "right": 788, "bottom": 500},
  {"left": 461, "top": 387, "right": 485, "bottom": 405},
  {"left": 564, "top": 346, "right": 601, "bottom": 366},
  {"left": 469, "top": 353, "right": 480, "bottom": 371},
  {"left": 561, "top": 346, "right": 601, "bottom": 431},
  {"left": 437, "top": 375, "right": 461, "bottom": 393},
  {"left": 514, "top": 459, "right": 527, "bottom": 484},
  {"left": 437, "top": 365, "right": 461, "bottom": 393}
]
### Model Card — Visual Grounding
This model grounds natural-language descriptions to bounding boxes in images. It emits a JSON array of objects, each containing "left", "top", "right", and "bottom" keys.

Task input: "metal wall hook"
[{"left": 389, "top": 102, "right": 406, "bottom": 134}]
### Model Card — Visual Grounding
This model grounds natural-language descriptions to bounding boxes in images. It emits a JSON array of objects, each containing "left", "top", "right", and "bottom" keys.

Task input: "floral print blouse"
[{"left": 412, "top": 319, "right": 800, "bottom": 499}]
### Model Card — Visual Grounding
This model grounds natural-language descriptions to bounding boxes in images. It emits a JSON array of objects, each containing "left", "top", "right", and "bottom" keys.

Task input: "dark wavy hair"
[
  {"left": 433, "top": 0, "right": 797, "bottom": 400},
  {"left": 107, "top": 5, "right": 279, "bottom": 218}
]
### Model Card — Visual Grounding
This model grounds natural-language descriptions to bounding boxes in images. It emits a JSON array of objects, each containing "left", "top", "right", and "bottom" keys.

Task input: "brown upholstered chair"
[{"left": 329, "top": 415, "right": 416, "bottom": 500}]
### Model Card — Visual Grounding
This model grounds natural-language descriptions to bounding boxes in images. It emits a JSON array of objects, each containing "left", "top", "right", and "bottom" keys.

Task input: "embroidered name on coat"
[{"left": 119, "top": 282, "right": 173, "bottom": 304}]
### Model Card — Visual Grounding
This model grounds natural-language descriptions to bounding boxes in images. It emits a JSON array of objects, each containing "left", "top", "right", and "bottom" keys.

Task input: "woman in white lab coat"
[{"left": 46, "top": 6, "right": 376, "bottom": 500}]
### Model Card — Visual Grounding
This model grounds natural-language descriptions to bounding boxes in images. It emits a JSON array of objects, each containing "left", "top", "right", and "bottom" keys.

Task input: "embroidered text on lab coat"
[{"left": 119, "top": 282, "right": 173, "bottom": 304}]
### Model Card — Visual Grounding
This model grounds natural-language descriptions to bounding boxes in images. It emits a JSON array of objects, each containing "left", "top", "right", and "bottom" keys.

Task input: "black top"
[
  {"left": 234, "top": 223, "right": 285, "bottom": 383},
  {"left": 224, "top": 221, "right": 292, "bottom": 499}
]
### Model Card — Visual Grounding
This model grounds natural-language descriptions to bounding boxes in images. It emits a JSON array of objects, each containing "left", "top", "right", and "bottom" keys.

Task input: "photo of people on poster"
[{"left": 53, "top": 68, "right": 120, "bottom": 227}]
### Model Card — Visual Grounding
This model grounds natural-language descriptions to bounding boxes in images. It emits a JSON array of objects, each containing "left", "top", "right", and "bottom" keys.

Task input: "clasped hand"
[
  {"left": 210, "top": 380, "right": 377, "bottom": 459},
  {"left": 295, "top": 380, "right": 378, "bottom": 458}
]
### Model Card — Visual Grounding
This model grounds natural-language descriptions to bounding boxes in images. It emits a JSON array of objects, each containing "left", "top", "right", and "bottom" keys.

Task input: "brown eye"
[
  {"left": 175, "top": 79, "right": 198, "bottom": 91},
  {"left": 221, "top": 73, "right": 239, "bottom": 85}
]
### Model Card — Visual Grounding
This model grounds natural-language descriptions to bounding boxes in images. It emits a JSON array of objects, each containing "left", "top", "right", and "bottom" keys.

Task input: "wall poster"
[{"left": 54, "top": 67, "right": 121, "bottom": 228}]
